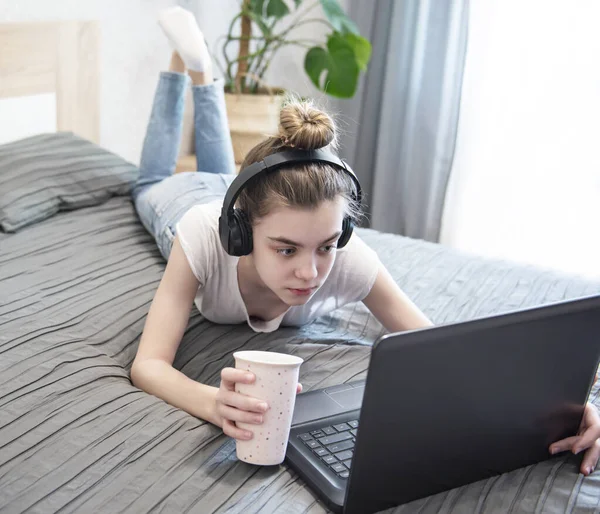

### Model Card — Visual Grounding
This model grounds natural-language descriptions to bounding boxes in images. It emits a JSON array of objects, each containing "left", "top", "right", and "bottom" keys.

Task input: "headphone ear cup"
[
  {"left": 337, "top": 217, "right": 354, "bottom": 249},
  {"left": 231, "top": 209, "right": 253, "bottom": 256}
]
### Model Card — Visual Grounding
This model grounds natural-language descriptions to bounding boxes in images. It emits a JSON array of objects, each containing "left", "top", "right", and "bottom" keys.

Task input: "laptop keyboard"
[{"left": 297, "top": 419, "right": 359, "bottom": 479}]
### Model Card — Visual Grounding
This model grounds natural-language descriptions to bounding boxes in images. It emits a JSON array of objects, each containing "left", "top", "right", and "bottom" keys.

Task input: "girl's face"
[{"left": 250, "top": 198, "right": 346, "bottom": 306}]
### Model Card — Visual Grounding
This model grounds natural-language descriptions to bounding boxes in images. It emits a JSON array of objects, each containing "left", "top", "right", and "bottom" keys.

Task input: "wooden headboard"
[{"left": 0, "top": 21, "right": 100, "bottom": 143}]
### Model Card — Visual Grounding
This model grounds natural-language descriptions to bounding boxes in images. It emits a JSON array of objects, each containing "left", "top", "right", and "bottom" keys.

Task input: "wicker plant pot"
[{"left": 224, "top": 85, "right": 284, "bottom": 166}]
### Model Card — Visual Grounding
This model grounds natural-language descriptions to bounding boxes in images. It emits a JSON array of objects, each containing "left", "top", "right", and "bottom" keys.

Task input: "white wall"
[
  {"left": 0, "top": 93, "right": 57, "bottom": 145},
  {"left": 0, "top": 0, "right": 178, "bottom": 163},
  {"left": 1, "top": 0, "right": 336, "bottom": 164}
]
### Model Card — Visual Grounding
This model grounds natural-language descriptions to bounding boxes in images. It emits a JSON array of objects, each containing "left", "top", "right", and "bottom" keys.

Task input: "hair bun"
[{"left": 279, "top": 96, "right": 337, "bottom": 150}]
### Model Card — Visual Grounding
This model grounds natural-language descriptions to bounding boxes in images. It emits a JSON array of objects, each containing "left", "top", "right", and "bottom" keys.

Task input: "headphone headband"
[
  {"left": 219, "top": 148, "right": 362, "bottom": 256},
  {"left": 221, "top": 149, "right": 362, "bottom": 219}
]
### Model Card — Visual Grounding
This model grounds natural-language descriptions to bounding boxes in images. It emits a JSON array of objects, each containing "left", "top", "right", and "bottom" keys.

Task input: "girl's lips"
[{"left": 288, "top": 287, "right": 316, "bottom": 296}]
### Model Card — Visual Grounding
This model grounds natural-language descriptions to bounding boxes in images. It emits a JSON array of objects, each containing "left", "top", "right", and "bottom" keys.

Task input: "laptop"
[{"left": 286, "top": 294, "right": 600, "bottom": 514}]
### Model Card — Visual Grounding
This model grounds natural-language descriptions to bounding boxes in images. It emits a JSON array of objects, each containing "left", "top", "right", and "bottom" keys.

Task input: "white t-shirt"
[{"left": 176, "top": 200, "right": 380, "bottom": 333}]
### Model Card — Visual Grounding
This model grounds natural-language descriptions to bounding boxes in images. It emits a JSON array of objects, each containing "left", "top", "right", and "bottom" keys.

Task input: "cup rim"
[{"left": 233, "top": 350, "right": 303, "bottom": 366}]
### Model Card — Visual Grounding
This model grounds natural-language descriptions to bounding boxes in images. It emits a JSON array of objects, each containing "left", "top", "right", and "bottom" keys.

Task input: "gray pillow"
[{"left": 0, "top": 132, "right": 139, "bottom": 232}]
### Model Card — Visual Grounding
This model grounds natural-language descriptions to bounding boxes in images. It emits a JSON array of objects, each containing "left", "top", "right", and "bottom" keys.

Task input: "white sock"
[{"left": 158, "top": 6, "right": 210, "bottom": 72}]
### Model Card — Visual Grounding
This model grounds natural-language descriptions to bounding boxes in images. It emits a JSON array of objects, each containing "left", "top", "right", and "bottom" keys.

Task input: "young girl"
[{"left": 131, "top": 7, "right": 600, "bottom": 475}]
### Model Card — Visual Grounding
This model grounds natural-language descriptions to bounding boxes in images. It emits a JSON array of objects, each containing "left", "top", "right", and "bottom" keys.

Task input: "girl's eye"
[
  {"left": 320, "top": 245, "right": 337, "bottom": 253},
  {"left": 276, "top": 248, "right": 295, "bottom": 256}
]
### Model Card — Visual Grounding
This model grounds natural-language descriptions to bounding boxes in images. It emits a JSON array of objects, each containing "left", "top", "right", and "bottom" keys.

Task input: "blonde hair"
[{"left": 236, "top": 94, "right": 362, "bottom": 225}]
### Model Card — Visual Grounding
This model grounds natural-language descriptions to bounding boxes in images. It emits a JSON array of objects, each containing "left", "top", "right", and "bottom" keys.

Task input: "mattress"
[{"left": 2, "top": 194, "right": 600, "bottom": 513}]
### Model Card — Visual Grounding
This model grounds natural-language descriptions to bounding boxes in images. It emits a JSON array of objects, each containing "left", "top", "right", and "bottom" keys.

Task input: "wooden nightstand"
[{"left": 176, "top": 155, "right": 241, "bottom": 174}]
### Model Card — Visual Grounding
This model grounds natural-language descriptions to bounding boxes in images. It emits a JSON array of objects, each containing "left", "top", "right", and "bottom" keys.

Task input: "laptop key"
[
  {"left": 299, "top": 433, "right": 313, "bottom": 441},
  {"left": 322, "top": 455, "right": 337, "bottom": 465},
  {"left": 314, "top": 447, "right": 329, "bottom": 457},
  {"left": 350, "top": 429, "right": 358, "bottom": 437},
  {"left": 339, "top": 471, "right": 350, "bottom": 479},
  {"left": 331, "top": 463, "right": 346, "bottom": 473},
  {"left": 327, "top": 440, "right": 354, "bottom": 453},
  {"left": 322, "top": 426, "right": 336, "bottom": 435},
  {"left": 334, "top": 450, "right": 353, "bottom": 461},
  {"left": 310, "top": 430, "right": 325, "bottom": 438},
  {"left": 342, "top": 459, "right": 352, "bottom": 469},
  {"left": 333, "top": 423, "right": 351, "bottom": 432},
  {"left": 319, "top": 432, "right": 352, "bottom": 446},
  {"left": 305, "top": 440, "right": 321, "bottom": 449},
  {"left": 348, "top": 420, "right": 359, "bottom": 428}
]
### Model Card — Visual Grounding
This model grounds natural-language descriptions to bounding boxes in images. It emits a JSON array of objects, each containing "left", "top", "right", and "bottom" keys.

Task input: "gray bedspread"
[{"left": 1, "top": 195, "right": 600, "bottom": 514}]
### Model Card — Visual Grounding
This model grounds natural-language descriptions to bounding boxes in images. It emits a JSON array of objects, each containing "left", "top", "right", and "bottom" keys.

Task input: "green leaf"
[
  {"left": 249, "top": 0, "right": 266, "bottom": 16},
  {"left": 266, "top": 0, "right": 289, "bottom": 18},
  {"left": 344, "top": 33, "right": 371, "bottom": 71},
  {"left": 250, "top": 0, "right": 290, "bottom": 19},
  {"left": 319, "top": 0, "right": 359, "bottom": 35},
  {"left": 304, "top": 33, "right": 359, "bottom": 98}
]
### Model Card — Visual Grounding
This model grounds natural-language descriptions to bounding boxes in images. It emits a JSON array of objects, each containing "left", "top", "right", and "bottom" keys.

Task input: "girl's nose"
[{"left": 295, "top": 257, "right": 318, "bottom": 281}]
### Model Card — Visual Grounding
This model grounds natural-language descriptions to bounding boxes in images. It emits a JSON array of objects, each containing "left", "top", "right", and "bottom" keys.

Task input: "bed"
[{"left": 2, "top": 21, "right": 600, "bottom": 514}]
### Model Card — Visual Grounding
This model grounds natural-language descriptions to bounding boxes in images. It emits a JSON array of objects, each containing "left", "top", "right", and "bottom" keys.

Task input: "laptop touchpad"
[
  {"left": 292, "top": 385, "right": 364, "bottom": 426},
  {"left": 327, "top": 386, "right": 365, "bottom": 409}
]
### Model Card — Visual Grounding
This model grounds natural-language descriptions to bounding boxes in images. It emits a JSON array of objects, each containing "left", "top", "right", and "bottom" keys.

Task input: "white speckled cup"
[{"left": 234, "top": 351, "right": 303, "bottom": 465}]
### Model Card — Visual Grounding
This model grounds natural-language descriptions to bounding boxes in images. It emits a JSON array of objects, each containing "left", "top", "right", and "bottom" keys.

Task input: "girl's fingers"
[
  {"left": 217, "top": 403, "right": 264, "bottom": 425},
  {"left": 221, "top": 368, "right": 255, "bottom": 391},
  {"left": 581, "top": 440, "right": 600, "bottom": 475},
  {"left": 222, "top": 419, "right": 254, "bottom": 441},
  {"left": 550, "top": 404, "right": 600, "bottom": 455},
  {"left": 297, "top": 383, "right": 303, "bottom": 394},
  {"left": 550, "top": 435, "right": 580, "bottom": 454},
  {"left": 572, "top": 423, "right": 600, "bottom": 455},
  {"left": 220, "top": 389, "right": 269, "bottom": 414}
]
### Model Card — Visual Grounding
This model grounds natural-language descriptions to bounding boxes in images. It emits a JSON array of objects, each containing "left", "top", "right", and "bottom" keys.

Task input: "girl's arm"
[
  {"left": 130, "top": 236, "right": 269, "bottom": 440},
  {"left": 130, "top": 236, "right": 221, "bottom": 425},
  {"left": 362, "top": 262, "right": 434, "bottom": 333}
]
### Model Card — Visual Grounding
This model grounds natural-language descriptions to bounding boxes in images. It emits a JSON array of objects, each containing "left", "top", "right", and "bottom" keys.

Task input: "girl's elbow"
[
  {"left": 130, "top": 358, "right": 151, "bottom": 389},
  {"left": 130, "top": 360, "right": 143, "bottom": 388},
  {"left": 130, "top": 357, "right": 172, "bottom": 390}
]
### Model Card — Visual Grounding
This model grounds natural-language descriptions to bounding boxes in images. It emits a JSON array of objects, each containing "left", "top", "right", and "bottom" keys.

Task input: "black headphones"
[{"left": 218, "top": 149, "right": 362, "bottom": 256}]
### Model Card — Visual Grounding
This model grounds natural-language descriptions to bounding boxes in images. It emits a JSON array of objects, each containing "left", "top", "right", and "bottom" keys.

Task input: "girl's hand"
[
  {"left": 214, "top": 367, "right": 303, "bottom": 441},
  {"left": 549, "top": 403, "right": 600, "bottom": 476}
]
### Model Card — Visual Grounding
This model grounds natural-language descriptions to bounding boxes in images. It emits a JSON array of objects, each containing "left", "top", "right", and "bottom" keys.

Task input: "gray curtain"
[{"left": 335, "top": 0, "right": 469, "bottom": 242}]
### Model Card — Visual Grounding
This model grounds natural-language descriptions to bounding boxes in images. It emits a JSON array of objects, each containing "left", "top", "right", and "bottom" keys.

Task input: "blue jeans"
[{"left": 132, "top": 72, "right": 236, "bottom": 260}]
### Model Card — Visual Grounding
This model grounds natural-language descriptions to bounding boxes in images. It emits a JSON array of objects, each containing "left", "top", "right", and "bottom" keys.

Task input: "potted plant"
[{"left": 216, "top": 0, "right": 372, "bottom": 165}]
